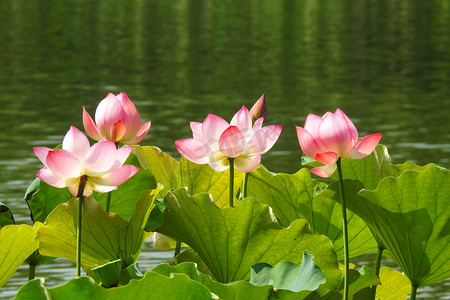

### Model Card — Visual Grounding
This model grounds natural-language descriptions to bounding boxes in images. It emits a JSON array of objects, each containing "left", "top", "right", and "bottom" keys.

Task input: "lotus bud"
[{"left": 249, "top": 94, "right": 267, "bottom": 124}]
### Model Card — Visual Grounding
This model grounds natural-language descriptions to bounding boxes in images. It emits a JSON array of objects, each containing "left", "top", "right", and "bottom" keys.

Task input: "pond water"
[{"left": 1, "top": 0, "right": 449, "bottom": 298}]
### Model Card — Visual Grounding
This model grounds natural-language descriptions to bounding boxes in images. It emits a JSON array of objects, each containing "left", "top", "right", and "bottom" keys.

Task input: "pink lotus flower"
[
  {"left": 175, "top": 106, "right": 282, "bottom": 172},
  {"left": 296, "top": 109, "right": 382, "bottom": 178},
  {"left": 249, "top": 94, "right": 267, "bottom": 124},
  {"left": 34, "top": 126, "right": 139, "bottom": 196},
  {"left": 83, "top": 92, "right": 151, "bottom": 145}
]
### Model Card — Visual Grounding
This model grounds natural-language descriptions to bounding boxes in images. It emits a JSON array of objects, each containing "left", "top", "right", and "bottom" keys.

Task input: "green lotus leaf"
[
  {"left": 37, "top": 187, "right": 161, "bottom": 270},
  {"left": 250, "top": 252, "right": 325, "bottom": 292},
  {"left": 375, "top": 267, "right": 411, "bottom": 300},
  {"left": 0, "top": 201, "right": 15, "bottom": 229},
  {"left": 356, "top": 166, "right": 450, "bottom": 287},
  {"left": 25, "top": 179, "right": 73, "bottom": 223},
  {"left": 134, "top": 145, "right": 243, "bottom": 207},
  {"left": 157, "top": 188, "right": 341, "bottom": 294},
  {"left": 172, "top": 248, "right": 214, "bottom": 278},
  {"left": 247, "top": 167, "right": 377, "bottom": 259},
  {"left": 0, "top": 224, "right": 39, "bottom": 288},
  {"left": 152, "top": 262, "right": 272, "bottom": 300},
  {"left": 91, "top": 259, "right": 123, "bottom": 288},
  {"left": 278, "top": 265, "right": 380, "bottom": 300},
  {"left": 307, "top": 144, "right": 438, "bottom": 191},
  {"left": 327, "top": 166, "right": 449, "bottom": 288},
  {"left": 15, "top": 272, "right": 216, "bottom": 300}
]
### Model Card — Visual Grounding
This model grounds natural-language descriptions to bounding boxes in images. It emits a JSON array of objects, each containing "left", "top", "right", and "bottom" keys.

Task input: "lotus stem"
[
  {"left": 371, "top": 246, "right": 384, "bottom": 299},
  {"left": 242, "top": 172, "right": 249, "bottom": 199},
  {"left": 375, "top": 246, "right": 383, "bottom": 276},
  {"left": 336, "top": 158, "right": 349, "bottom": 300},
  {"left": 76, "top": 176, "right": 87, "bottom": 277},
  {"left": 229, "top": 158, "right": 235, "bottom": 207},
  {"left": 410, "top": 283, "right": 418, "bottom": 300},
  {"left": 28, "top": 263, "right": 36, "bottom": 281},
  {"left": 105, "top": 191, "right": 112, "bottom": 212},
  {"left": 174, "top": 240, "right": 182, "bottom": 258}
]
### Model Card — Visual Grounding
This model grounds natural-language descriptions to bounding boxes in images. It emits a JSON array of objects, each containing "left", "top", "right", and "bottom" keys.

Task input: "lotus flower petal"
[
  {"left": 202, "top": 114, "right": 229, "bottom": 148},
  {"left": 249, "top": 94, "right": 267, "bottom": 123},
  {"left": 208, "top": 155, "right": 230, "bottom": 171},
  {"left": 84, "top": 140, "right": 118, "bottom": 174},
  {"left": 246, "top": 125, "right": 282, "bottom": 155},
  {"left": 335, "top": 108, "right": 358, "bottom": 145},
  {"left": 219, "top": 126, "right": 245, "bottom": 158},
  {"left": 318, "top": 112, "right": 354, "bottom": 156},
  {"left": 253, "top": 117, "right": 264, "bottom": 132},
  {"left": 175, "top": 138, "right": 211, "bottom": 164},
  {"left": 33, "top": 147, "right": 52, "bottom": 167},
  {"left": 346, "top": 133, "right": 382, "bottom": 159},
  {"left": 304, "top": 113, "right": 323, "bottom": 140},
  {"left": 95, "top": 93, "right": 124, "bottom": 138},
  {"left": 46, "top": 150, "right": 82, "bottom": 178},
  {"left": 120, "top": 93, "right": 142, "bottom": 134},
  {"left": 89, "top": 165, "right": 139, "bottom": 187},
  {"left": 311, "top": 164, "right": 337, "bottom": 178},
  {"left": 230, "top": 106, "right": 252, "bottom": 139},
  {"left": 234, "top": 155, "right": 261, "bottom": 172},
  {"left": 315, "top": 151, "right": 339, "bottom": 165},
  {"left": 296, "top": 126, "right": 323, "bottom": 159},
  {"left": 190, "top": 122, "right": 204, "bottom": 140},
  {"left": 62, "top": 126, "right": 90, "bottom": 161},
  {"left": 36, "top": 168, "right": 66, "bottom": 188},
  {"left": 125, "top": 121, "right": 151, "bottom": 145},
  {"left": 82, "top": 107, "right": 102, "bottom": 140},
  {"left": 110, "top": 120, "right": 127, "bottom": 141}
]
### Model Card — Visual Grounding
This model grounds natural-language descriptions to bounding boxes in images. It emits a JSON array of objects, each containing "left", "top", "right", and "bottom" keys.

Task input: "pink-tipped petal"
[
  {"left": 124, "top": 121, "right": 151, "bottom": 145},
  {"left": 33, "top": 147, "right": 52, "bottom": 167},
  {"left": 110, "top": 120, "right": 127, "bottom": 141},
  {"left": 62, "top": 126, "right": 90, "bottom": 161},
  {"left": 219, "top": 126, "right": 245, "bottom": 158},
  {"left": 115, "top": 92, "right": 130, "bottom": 105},
  {"left": 253, "top": 117, "right": 264, "bottom": 132},
  {"left": 304, "top": 113, "right": 323, "bottom": 140},
  {"left": 46, "top": 150, "right": 82, "bottom": 178},
  {"left": 36, "top": 168, "right": 66, "bottom": 188},
  {"left": 84, "top": 140, "right": 117, "bottom": 174},
  {"left": 249, "top": 94, "right": 267, "bottom": 123},
  {"left": 345, "top": 133, "right": 382, "bottom": 159},
  {"left": 230, "top": 106, "right": 253, "bottom": 139},
  {"left": 315, "top": 151, "right": 339, "bottom": 165},
  {"left": 296, "top": 126, "right": 324, "bottom": 159},
  {"left": 234, "top": 155, "right": 261, "bottom": 172},
  {"left": 116, "top": 146, "right": 134, "bottom": 165},
  {"left": 89, "top": 165, "right": 139, "bottom": 187},
  {"left": 190, "top": 122, "right": 204, "bottom": 140},
  {"left": 318, "top": 112, "right": 354, "bottom": 156},
  {"left": 202, "top": 114, "right": 230, "bottom": 148},
  {"left": 121, "top": 96, "right": 142, "bottom": 136},
  {"left": 335, "top": 108, "right": 359, "bottom": 145},
  {"left": 246, "top": 125, "right": 282, "bottom": 155},
  {"left": 175, "top": 138, "right": 211, "bottom": 164},
  {"left": 82, "top": 106, "right": 102, "bottom": 140},
  {"left": 311, "top": 164, "right": 337, "bottom": 178},
  {"left": 95, "top": 93, "right": 125, "bottom": 137}
]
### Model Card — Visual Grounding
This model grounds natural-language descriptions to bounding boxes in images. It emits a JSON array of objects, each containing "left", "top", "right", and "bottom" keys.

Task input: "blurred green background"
[{"left": 1, "top": 0, "right": 449, "bottom": 298}]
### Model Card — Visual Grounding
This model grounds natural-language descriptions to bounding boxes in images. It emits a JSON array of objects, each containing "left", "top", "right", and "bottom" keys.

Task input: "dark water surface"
[{"left": 1, "top": 0, "right": 449, "bottom": 298}]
